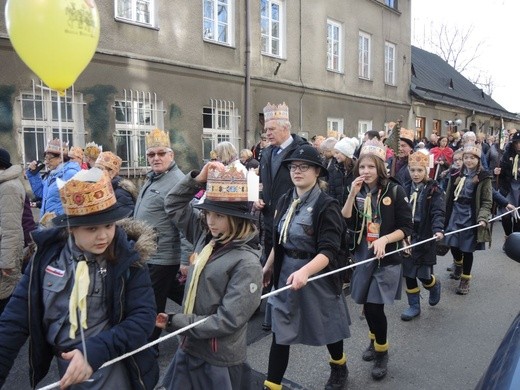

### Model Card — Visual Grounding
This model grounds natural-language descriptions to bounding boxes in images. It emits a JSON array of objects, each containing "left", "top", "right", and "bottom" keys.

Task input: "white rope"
[{"left": 37, "top": 205, "right": 520, "bottom": 390}]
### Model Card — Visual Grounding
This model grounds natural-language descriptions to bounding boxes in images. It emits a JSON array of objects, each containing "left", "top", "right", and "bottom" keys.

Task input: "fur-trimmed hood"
[
  {"left": 117, "top": 178, "right": 138, "bottom": 201},
  {"left": 116, "top": 218, "right": 157, "bottom": 264}
]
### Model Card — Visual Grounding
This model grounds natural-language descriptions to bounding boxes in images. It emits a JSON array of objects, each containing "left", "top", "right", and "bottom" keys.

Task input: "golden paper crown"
[
  {"left": 399, "top": 128, "right": 415, "bottom": 143},
  {"left": 84, "top": 142, "right": 102, "bottom": 159},
  {"left": 146, "top": 128, "right": 171, "bottom": 149},
  {"left": 263, "top": 102, "right": 289, "bottom": 122},
  {"left": 463, "top": 142, "right": 481, "bottom": 158},
  {"left": 58, "top": 168, "right": 116, "bottom": 216},
  {"left": 206, "top": 165, "right": 248, "bottom": 202},
  {"left": 408, "top": 150, "right": 430, "bottom": 169},
  {"left": 45, "top": 139, "right": 69, "bottom": 156},
  {"left": 95, "top": 151, "right": 122, "bottom": 173},
  {"left": 360, "top": 139, "right": 386, "bottom": 161},
  {"left": 69, "top": 146, "right": 84, "bottom": 160}
]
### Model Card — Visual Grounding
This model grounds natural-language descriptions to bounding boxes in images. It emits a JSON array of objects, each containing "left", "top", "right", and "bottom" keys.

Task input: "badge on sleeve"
[
  {"left": 382, "top": 196, "right": 392, "bottom": 206},
  {"left": 250, "top": 283, "right": 258, "bottom": 293}
]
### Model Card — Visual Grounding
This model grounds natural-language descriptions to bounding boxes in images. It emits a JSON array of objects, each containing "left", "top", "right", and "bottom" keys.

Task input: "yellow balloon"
[{"left": 5, "top": 0, "right": 100, "bottom": 94}]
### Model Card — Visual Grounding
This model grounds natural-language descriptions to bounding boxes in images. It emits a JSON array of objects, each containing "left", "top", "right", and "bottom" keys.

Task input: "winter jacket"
[
  {"left": 498, "top": 144, "right": 520, "bottom": 198},
  {"left": 445, "top": 169, "right": 493, "bottom": 243},
  {"left": 134, "top": 162, "right": 185, "bottom": 266},
  {"left": 327, "top": 160, "right": 354, "bottom": 205},
  {"left": 0, "top": 165, "right": 25, "bottom": 299},
  {"left": 112, "top": 176, "right": 138, "bottom": 217},
  {"left": 345, "top": 179, "right": 413, "bottom": 265},
  {"left": 259, "top": 134, "right": 308, "bottom": 253},
  {"left": 0, "top": 220, "right": 159, "bottom": 389},
  {"left": 164, "top": 172, "right": 262, "bottom": 367},
  {"left": 26, "top": 161, "right": 80, "bottom": 220},
  {"left": 404, "top": 180, "right": 445, "bottom": 266}
]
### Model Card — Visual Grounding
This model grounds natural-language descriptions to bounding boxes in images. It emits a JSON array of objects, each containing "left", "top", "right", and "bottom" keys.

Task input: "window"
[
  {"left": 385, "top": 0, "right": 397, "bottom": 10},
  {"left": 202, "top": 99, "right": 240, "bottom": 161},
  {"left": 203, "top": 0, "right": 234, "bottom": 45},
  {"left": 358, "top": 32, "right": 371, "bottom": 79},
  {"left": 19, "top": 81, "right": 85, "bottom": 164},
  {"left": 327, "top": 118, "right": 344, "bottom": 138},
  {"left": 416, "top": 116, "right": 425, "bottom": 141},
  {"left": 113, "top": 90, "right": 164, "bottom": 168},
  {"left": 115, "top": 0, "right": 154, "bottom": 26},
  {"left": 432, "top": 119, "right": 441, "bottom": 135},
  {"left": 358, "top": 120, "right": 373, "bottom": 140},
  {"left": 261, "top": 0, "right": 285, "bottom": 57},
  {"left": 327, "top": 19, "right": 343, "bottom": 72},
  {"left": 384, "top": 41, "right": 396, "bottom": 85}
]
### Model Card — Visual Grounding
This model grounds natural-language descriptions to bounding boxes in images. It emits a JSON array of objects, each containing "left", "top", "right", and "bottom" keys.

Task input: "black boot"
[
  {"left": 362, "top": 340, "right": 376, "bottom": 361},
  {"left": 324, "top": 362, "right": 348, "bottom": 389},
  {"left": 371, "top": 351, "right": 388, "bottom": 380}
]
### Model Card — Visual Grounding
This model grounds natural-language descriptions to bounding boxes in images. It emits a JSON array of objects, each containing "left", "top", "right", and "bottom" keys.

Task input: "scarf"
[
  {"left": 69, "top": 256, "right": 90, "bottom": 339},
  {"left": 453, "top": 176, "right": 466, "bottom": 202},
  {"left": 513, "top": 154, "right": 519, "bottom": 180},
  {"left": 357, "top": 192, "right": 373, "bottom": 245},
  {"left": 183, "top": 240, "right": 215, "bottom": 315},
  {"left": 279, "top": 198, "right": 301, "bottom": 244}
]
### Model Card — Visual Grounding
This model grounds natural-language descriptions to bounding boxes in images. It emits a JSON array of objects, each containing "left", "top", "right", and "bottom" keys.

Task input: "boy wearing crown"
[
  {"left": 388, "top": 128, "right": 414, "bottom": 189},
  {"left": 401, "top": 149, "right": 445, "bottom": 321},
  {"left": 134, "top": 128, "right": 187, "bottom": 343},
  {"left": 26, "top": 139, "right": 81, "bottom": 224}
]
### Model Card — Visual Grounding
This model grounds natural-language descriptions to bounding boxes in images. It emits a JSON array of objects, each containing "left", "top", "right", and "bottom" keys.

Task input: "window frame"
[
  {"left": 358, "top": 31, "right": 371, "bottom": 80},
  {"left": 326, "top": 19, "right": 343, "bottom": 73},
  {"left": 385, "top": 0, "right": 398, "bottom": 10},
  {"left": 114, "top": 0, "right": 156, "bottom": 28},
  {"left": 358, "top": 120, "right": 373, "bottom": 140},
  {"left": 260, "top": 0, "right": 285, "bottom": 58},
  {"left": 202, "top": 99, "right": 240, "bottom": 161},
  {"left": 384, "top": 41, "right": 396, "bottom": 86},
  {"left": 18, "top": 81, "right": 85, "bottom": 165},
  {"left": 327, "top": 117, "right": 344, "bottom": 138},
  {"left": 113, "top": 90, "right": 165, "bottom": 169},
  {"left": 203, "top": 0, "right": 235, "bottom": 46}
]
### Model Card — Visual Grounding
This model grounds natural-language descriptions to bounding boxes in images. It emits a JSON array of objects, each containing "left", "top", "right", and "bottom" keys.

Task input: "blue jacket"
[
  {"left": 0, "top": 221, "right": 159, "bottom": 389},
  {"left": 27, "top": 161, "right": 80, "bottom": 220}
]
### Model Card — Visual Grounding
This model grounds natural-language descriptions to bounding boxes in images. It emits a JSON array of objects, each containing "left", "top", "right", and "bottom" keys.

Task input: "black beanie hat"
[{"left": 0, "top": 148, "right": 12, "bottom": 169}]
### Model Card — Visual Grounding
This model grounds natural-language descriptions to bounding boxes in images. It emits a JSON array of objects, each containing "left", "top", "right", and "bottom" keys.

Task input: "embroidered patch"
[
  {"left": 306, "top": 207, "right": 313, "bottom": 213},
  {"left": 382, "top": 196, "right": 392, "bottom": 206},
  {"left": 45, "top": 265, "right": 65, "bottom": 277},
  {"left": 250, "top": 283, "right": 258, "bottom": 293}
]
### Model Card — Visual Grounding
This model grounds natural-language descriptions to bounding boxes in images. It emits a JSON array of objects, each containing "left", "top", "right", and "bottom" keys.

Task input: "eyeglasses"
[
  {"left": 288, "top": 163, "right": 311, "bottom": 172},
  {"left": 44, "top": 154, "right": 60, "bottom": 160},
  {"left": 146, "top": 151, "right": 169, "bottom": 158}
]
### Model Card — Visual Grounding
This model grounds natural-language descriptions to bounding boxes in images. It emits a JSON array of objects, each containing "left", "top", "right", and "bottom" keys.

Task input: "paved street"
[{"left": 3, "top": 225, "right": 519, "bottom": 389}]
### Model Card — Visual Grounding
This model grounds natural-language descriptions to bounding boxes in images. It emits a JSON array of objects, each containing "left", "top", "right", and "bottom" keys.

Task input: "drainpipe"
[{"left": 244, "top": 0, "right": 251, "bottom": 148}]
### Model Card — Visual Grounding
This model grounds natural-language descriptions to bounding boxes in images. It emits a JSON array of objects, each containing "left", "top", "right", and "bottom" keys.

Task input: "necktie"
[
  {"left": 183, "top": 240, "right": 215, "bottom": 315},
  {"left": 410, "top": 190, "right": 418, "bottom": 219},
  {"left": 279, "top": 198, "right": 301, "bottom": 244},
  {"left": 69, "top": 257, "right": 90, "bottom": 339}
]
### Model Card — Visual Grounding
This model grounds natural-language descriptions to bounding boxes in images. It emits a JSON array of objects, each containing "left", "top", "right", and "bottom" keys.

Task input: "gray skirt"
[
  {"left": 402, "top": 260, "right": 433, "bottom": 280},
  {"left": 350, "top": 260, "right": 403, "bottom": 305}
]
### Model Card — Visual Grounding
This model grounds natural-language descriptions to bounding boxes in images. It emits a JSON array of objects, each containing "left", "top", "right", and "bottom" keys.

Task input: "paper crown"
[
  {"left": 206, "top": 166, "right": 248, "bottom": 202},
  {"left": 399, "top": 128, "right": 415, "bottom": 143},
  {"left": 69, "top": 146, "right": 84, "bottom": 160},
  {"left": 84, "top": 142, "right": 102, "bottom": 160},
  {"left": 263, "top": 102, "right": 289, "bottom": 122},
  {"left": 360, "top": 139, "right": 386, "bottom": 161},
  {"left": 408, "top": 149, "right": 431, "bottom": 169},
  {"left": 45, "top": 139, "right": 69, "bottom": 156},
  {"left": 95, "top": 151, "right": 122, "bottom": 173},
  {"left": 146, "top": 128, "right": 171, "bottom": 149},
  {"left": 463, "top": 142, "right": 481, "bottom": 158},
  {"left": 57, "top": 168, "right": 116, "bottom": 216}
]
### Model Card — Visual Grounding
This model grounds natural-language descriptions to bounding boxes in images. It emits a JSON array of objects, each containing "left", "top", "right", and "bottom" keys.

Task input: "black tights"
[
  {"left": 502, "top": 214, "right": 520, "bottom": 236},
  {"left": 450, "top": 247, "right": 474, "bottom": 275},
  {"left": 405, "top": 275, "right": 433, "bottom": 290},
  {"left": 266, "top": 334, "right": 344, "bottom": 384},
  {"left": 364, "top": 303, "right": 387, "bottom": 346}
]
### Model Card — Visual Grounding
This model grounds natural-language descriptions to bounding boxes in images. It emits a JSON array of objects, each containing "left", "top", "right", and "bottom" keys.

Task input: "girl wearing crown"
[
  {"left": 400, "top": 149, "right": 445, "bottom": 321},
  {"left": 161, "top": 161, "right": 262, "bottom": 390},
  {"left": 261, "top": 144, "right": 350, "bottom": 390},
  {"left": 0, "top": 168, "right": 158, "bottom": 389},
  {"left": 444, "top": 142, "right": 492, "bottom": 294},
  {"left": 342, "top": 139, "right": 413, "bottom": 381}
]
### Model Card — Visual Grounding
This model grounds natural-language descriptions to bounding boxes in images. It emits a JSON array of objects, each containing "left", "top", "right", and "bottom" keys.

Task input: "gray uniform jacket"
[
  {"left": 0, "top": 165, "right": 25, "bottom": 300},
  {"left": 134, "top": 162, "right": 185, "bottom": 266},
  {"left": 164, "top": 172, "right": 262, "bottom": 366}
]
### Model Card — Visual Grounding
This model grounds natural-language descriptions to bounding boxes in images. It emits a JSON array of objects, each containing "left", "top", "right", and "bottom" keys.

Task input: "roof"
[{"left": 411, "top": 46, "right": 518, "bottom": 120}]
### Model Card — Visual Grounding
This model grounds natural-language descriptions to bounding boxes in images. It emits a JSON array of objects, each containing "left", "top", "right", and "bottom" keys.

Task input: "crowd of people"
[{"left": 0, "top": 101, "right": 519, "bottom": 390}]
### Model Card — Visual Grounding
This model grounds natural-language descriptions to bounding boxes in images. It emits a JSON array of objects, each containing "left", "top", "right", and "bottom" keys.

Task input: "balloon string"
[{"left": 36, "top": 205, "right": 520, "bottom": 390}]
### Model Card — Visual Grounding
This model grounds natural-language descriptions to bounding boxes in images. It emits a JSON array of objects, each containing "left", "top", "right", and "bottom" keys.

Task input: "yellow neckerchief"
[
  {"left": 279, "top": 198, "right": 301, "bottom": 244},
  {"left": 183, "top": 240, "right": 215, "bottom": 315},
  {"left": 513, "top": 154, "right": 519, "bottom": 180},
  {"left": 453, "top": 176, "right": 466, "bottom": 201},
  {"left": 69, "top": 257, "right": 90, "bottom": 339},
  {"left": 357, "top": 187, "right": 381, "bottom": 245},
  {"left": 409, "top": 183, "right": 423, "bottom": 219}
]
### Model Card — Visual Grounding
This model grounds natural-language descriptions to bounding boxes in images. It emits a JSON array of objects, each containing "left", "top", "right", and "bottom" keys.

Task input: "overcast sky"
[{"left": 412, "top": 0, "right": 519, "bottom": 114}]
